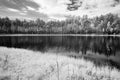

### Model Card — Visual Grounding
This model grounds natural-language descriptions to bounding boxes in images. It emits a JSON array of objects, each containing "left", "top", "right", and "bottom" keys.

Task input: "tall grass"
[{"left": 0, "top": 47, "right": 120, "bottom": 80}]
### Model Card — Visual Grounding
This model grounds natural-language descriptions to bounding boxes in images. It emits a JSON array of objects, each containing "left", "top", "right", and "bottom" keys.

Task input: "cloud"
[
  {"left": 25, "top": 10, "right": 48, "bottom": 21},
  {"left": 32, "top": 0, "right": 70, "bottom": 19},
  {"left": 0, "top": 0, "right": 40, "bottom": 10},
  {"left": 0, "top": 0, "right": 48, "bottom": 21},
  {"left": 0, "top": 0, "right": 120, "bottom": 21},
  {"left": 0, "top": 7, "right": 30, "bottom": 20},
  {"left": 64, "top": 0, "right": 120, "bottom": 18},
  {"left": 7, "top": 8, "right": 20, "bottom": 12},
  {"left": 27, "top": 6, "right": 36, "bottom": 11},
  {"left": 32, "top": 0, "right": 120, "bottom": 19}
]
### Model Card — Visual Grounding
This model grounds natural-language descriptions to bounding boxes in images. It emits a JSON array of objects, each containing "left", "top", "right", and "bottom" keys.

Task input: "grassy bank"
[{"left": 0, "top": 47, "right": 120, "bottom": 80}]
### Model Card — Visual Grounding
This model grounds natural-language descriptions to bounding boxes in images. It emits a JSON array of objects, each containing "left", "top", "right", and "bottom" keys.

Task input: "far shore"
[{"left": 0, "top": 34, "right": 120, "bottom": 37}]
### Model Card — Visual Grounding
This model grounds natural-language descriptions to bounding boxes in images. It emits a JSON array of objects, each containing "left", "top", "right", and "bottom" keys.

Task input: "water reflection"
[{"left": 0, "top": 36, "right": 120, "bottom": 70}]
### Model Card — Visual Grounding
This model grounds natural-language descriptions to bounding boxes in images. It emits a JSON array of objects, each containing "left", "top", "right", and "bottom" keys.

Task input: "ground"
[{"left": 0, "top": 47, "right": 120, "bottom": 80}]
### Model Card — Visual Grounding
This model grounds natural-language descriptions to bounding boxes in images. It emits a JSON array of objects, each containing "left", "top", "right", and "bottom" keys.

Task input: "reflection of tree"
[
  {"left": 0, "top": 36, "right": 120, "bottom": 56},
  {"left": 80, "top": 37, "right": 90, "bottom": 54}
]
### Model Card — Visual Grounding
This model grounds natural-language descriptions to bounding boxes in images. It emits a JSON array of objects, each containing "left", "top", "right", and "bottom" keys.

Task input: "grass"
[{"left": 0, "top": 47, "right": 120, "bottom": 80}]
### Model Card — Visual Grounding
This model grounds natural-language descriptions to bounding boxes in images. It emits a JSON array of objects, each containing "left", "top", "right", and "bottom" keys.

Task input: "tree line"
[{"left": 0, "top": 13, "right": 120, "bottom": 34}]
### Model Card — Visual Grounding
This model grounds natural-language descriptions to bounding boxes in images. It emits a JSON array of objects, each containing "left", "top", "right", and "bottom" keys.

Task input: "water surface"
[{"left": 0, "top": 36, "right": 120, "bottom": 70}]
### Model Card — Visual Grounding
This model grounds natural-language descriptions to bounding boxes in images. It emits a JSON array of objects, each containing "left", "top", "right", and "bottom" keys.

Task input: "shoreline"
[{"left": 0, "top": 34, "right": 120, "bottom": 37}]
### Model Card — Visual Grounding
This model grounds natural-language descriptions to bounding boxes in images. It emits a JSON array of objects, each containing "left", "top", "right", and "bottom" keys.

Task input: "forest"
[{"left": 0, "top": 13, "right": 120, "bottom": 34}]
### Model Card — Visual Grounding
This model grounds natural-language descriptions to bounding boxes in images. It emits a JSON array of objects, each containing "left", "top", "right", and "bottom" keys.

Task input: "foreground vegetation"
[
  {"left": 0, "top": 13, "right": 120, "bottom": 34},
  {"left": 0, "top": 47, "right": 120, "bottom": 80}
]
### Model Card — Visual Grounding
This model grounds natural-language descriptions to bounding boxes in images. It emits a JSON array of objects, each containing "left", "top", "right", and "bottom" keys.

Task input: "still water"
[{"left": 0, "top": 36, "right": 120, "bottom": 70}]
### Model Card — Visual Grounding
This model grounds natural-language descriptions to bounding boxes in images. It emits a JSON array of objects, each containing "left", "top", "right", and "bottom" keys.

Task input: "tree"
[{"left": 35, "top": 18, "right": 45, "bottom": 28}]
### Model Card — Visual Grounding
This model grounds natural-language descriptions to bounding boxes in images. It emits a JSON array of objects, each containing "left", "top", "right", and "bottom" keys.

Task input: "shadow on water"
[{"left": 0, "top": 36, "right": 120, "bottom": 70}]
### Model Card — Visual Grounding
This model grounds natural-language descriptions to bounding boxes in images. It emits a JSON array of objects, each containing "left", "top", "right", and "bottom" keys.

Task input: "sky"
[{"left": 0, "top": 0, "right": 120, "bottom": 21}]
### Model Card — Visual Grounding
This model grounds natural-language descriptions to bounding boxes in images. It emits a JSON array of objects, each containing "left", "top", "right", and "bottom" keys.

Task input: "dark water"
[{"left": 0, "top": 36, "right": 120, "bottom": 70}]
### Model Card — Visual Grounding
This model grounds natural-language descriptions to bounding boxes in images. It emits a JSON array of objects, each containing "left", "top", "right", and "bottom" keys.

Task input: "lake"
[
  {"left": 0, "top": 36, "right": 120, "bottom": 70},
  {"left": 0, "top": 35, "right": 120, "bottom": 80}
]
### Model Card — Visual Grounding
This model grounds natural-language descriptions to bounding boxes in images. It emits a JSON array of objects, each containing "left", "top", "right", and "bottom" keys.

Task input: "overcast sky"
[{"left": 0, "top": 0, "right": 120, "bottom": 21}]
